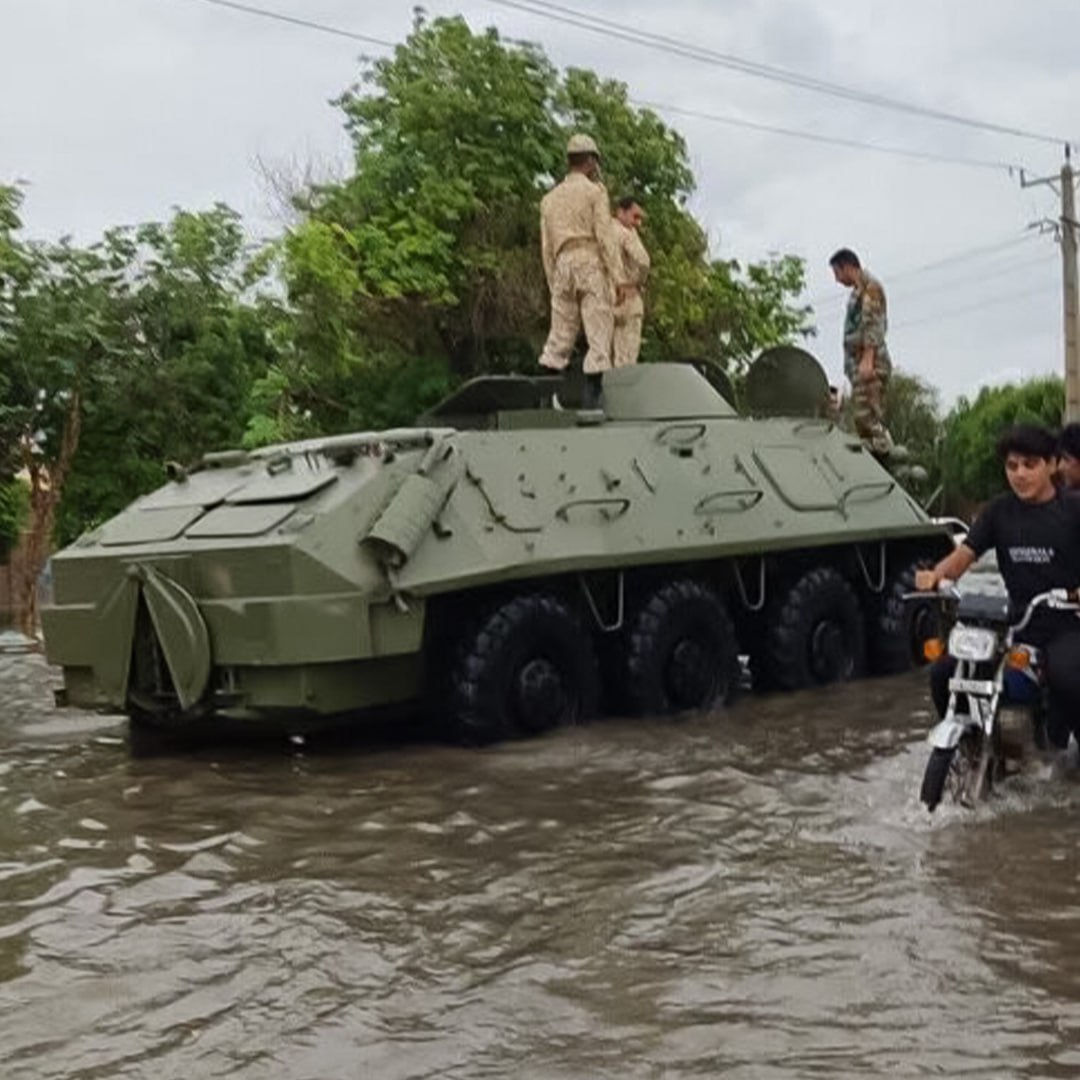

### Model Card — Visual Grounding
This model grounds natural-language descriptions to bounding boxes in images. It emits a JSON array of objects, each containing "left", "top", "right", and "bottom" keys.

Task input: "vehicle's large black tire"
[
  {"left": 761, "top": 567, "right": 867, "bottom": 691},
  {"left": 447, "top": 593, "right": 599, "bottom": 746},
  {"left": 921, "top": 746, "right": 956, "bottom": 811},
  {"left": 872, "top": 558, "right": 941, "bottom": 674},
  {"left": 620, "top": 579, "right": 740, "bottom": 716}
]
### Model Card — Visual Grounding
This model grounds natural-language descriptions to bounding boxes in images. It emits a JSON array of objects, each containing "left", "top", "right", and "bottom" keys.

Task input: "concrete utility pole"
[
  {"left": 1061, "top": 152, "right": 1080, "bottom": 422},
  {"left": 1023, "top": 148, "right": 1080, "bottom": 422}
]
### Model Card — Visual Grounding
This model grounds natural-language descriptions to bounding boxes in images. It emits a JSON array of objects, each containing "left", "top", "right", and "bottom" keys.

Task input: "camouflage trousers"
[
  {"left": 539, "top": 248, "right": 614, "bottom": 374},
  {"left": 848, "top": 352, "right": 893, "bottom": 455},
  {"left": 612, "top": 290, "right": 643, "bottom": 367}
]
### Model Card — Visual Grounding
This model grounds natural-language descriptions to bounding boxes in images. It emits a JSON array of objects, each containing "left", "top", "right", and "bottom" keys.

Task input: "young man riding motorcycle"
[{"left": 916, "top": 424, "right": 1080, "bottom": 749}]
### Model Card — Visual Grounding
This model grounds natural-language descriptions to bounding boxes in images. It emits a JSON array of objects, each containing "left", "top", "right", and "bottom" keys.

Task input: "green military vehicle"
[{"left": 42, "top": 352, "right": 950, "bottom": 743}]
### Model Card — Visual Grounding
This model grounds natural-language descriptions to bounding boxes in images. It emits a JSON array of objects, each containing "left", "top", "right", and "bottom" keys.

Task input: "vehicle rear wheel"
[
  {"left": 446, "top": 593, "right": 599, "bottom": 745},
  {"left": 872, "top": 558, "right": 942, "bottom": 674},
  {"left": 620, "top": 579, "right": 740, "bottom": 716},
  {"left": 760, "top": 567, "right": 866, "bottom": 691}
]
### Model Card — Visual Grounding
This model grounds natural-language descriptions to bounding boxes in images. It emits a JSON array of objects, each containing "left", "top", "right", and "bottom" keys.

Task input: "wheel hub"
[
  {"left": 809, "top": 620, "right": 851, "bottom": 683},
  {"left": 666, "top": 637, "right": 718, "bottom": 709},
  {"left": 514, "top": 657, "right": 569, "bottom": 731}
]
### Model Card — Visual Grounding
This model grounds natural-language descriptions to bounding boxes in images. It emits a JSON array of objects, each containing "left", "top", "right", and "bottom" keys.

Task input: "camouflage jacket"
[
  {"left": 540, "top": 173, "right": 623, "bottom": 291},
  {"left": 843, "top": 270, "right": 889, "bottom": 376}
]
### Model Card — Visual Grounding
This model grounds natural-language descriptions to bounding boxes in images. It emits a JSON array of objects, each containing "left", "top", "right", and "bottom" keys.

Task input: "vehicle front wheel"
[{"left": 446, "top": 593, "right": 599, "bottom": 746}]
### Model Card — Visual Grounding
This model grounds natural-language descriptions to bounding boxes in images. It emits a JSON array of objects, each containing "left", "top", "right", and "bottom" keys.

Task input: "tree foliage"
[
  {"left": 0, "top": 187, "right": 280, "bottom": 629},
  {"left": 56, "top": 206, "right": 281, "bottom": 544},
  {"left": 3, "top": 15, "right": 821, "bottom": 632},
  {"left": 943, "top": 377, "right": 1064, "bottom": 507},
  {"left": 0, "top": 478, "right": 27, "bottom": 561},
  {"left": 253, "top": 16, "right": 811, "bottom": 443},
  {"left": 883, "top": 370, "right": 943, "bottom": 489}
]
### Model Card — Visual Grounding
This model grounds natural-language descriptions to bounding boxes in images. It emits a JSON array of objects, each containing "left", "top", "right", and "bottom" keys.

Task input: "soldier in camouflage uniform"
[
  {"left": 539, "top": 134, "right": 625, "bottom": 408},
  {"left": 612, "top": 196, "right": 650, "bottom": 367},
  {"left": 830, "top": 247, "right": 893, "bottom": 456}
]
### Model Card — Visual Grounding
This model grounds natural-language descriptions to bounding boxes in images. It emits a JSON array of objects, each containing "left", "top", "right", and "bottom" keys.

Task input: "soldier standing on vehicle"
[
  {"left": 539, "top": 134, "right": 624, "bottom": 409},
  {"left": 612, "top": 196, "right": 650, "bottom": 367},
  {"left": 830, "top": 248, "right": 893, "bottom": 456}
]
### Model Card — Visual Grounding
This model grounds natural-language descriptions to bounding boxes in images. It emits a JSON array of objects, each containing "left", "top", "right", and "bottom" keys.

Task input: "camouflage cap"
[{"left": 566, "top": 133, "right": 600, "bottom": 157}]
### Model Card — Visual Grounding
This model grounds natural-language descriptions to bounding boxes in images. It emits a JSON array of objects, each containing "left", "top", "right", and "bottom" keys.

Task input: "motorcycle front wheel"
[
  {"left": 920, "top": 747, "right": 955, "bottom": 811},
  {"left": 921, "top": 731, "right": 990, "bottom": 812}
]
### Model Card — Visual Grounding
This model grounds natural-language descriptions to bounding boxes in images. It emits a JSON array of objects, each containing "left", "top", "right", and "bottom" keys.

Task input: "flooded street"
[{"left": 4, "top": 651, "right": 1080, "bottom": 1079}]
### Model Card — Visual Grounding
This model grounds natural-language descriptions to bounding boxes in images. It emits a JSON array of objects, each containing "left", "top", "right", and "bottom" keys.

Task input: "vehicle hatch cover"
[
  {"left": 135, "top": 472, "right": 249, "bottom": 510},
  {"left": 100, "top": 507, "right": 206, "bottom": 546},
  {"left": 227, "top": 472, "right": 337, "bottom": 504},
  {"left": 753, "top": 447, "right": 839, "bottom": 512},
  {"left": 186, "top": 504, "right": 296, "bottom": 538}
]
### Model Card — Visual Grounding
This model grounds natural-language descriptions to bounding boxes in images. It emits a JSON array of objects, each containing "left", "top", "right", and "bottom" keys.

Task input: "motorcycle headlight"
[{"left": 947, "top": 625, "right": 998, "bottom": 662}]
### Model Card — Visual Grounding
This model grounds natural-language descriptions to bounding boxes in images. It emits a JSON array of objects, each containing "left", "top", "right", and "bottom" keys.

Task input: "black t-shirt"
[{"left": 965, "top": 490, "right": 1080, "bottom": 643}]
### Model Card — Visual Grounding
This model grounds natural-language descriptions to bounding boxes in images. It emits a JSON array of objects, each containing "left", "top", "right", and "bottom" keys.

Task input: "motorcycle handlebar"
[
  {"left": 1011, "top": 588, "right": 1080, "bottom": 633},
  {"left": 901, "top": 585, "right": 1080, "bottom": 623}
]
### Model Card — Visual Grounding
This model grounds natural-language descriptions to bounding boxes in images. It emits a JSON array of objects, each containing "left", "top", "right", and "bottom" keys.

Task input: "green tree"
[
  {"left": 1, "top": 187, "right": 281, "bottom": 629},
  {"left": 253, "top": 16, "right": 810, "bottom": 443},
  {"left": 884, "top": 370, "right": 943, "bottom": 487},
  {"left": 942, "top": 376, "right": 1064, "bottom": 508},
  {"left": 0, "top": 478, "right": 28, "bottom": 561},
  {"left": 55, "top": 206, "right": 281, "bottom": 543},
  {"left": 0, "top": 184, "right": 129, "bottom": 632}
]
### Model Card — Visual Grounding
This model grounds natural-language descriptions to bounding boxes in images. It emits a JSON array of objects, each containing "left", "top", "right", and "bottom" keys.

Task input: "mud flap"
[
  {"left": 928, "top": 716, "right": 976, "bottom": 751},
  {"left": 93, "top": 573, "right": 141, "bottom": 704},
  {"left": 137, "top": 565, "right": 212, "bottom": 710}
]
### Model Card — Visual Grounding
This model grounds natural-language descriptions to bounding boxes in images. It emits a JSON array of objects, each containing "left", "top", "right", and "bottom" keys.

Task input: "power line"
[
  {"left": 814, "top": 252, "right": 1057, "bottom": 311},
  {"left": 807, "top": 233, "right": 1043, "bottom": 308},
  {"left": 166, "top": 0, "right": 1040, "bottom": 174},
  {"left": 891, "top": 283, "right": 1057, "bottom": 330},
  {"left": 638, "top": 100, "right": 1022, "bottom": 172},
  {"left": 902, "top": 232, "right": 1042, "bottom": 279},
  {"left": 486, "top": 0, "right": 1073, "bottom": 148},
  {"left": 173, "top": 0, "right": 397, "bottom": 49}
]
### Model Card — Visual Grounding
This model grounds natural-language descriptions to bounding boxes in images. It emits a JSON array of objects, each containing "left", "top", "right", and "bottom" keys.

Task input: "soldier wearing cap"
[{"left": 539, "top": 133, "right": 624, "bottom": 408}]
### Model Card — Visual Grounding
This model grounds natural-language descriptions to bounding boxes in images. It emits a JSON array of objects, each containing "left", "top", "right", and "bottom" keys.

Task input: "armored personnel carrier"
[{"left": 42, "top": 353, "right": 950, "bottom": 743}]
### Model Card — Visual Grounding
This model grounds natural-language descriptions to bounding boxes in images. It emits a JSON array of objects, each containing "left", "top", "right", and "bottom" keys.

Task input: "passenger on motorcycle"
[
  {"left": 916, "top": 424, "right": 1080, "bottom": 749},
  {"left": 1058, "top": 423, "right": 1080, "bottom": 490}
]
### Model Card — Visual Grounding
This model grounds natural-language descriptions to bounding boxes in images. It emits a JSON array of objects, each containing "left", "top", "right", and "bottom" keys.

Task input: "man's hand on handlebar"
[{"left": 914, "top": 569, "right": 939, "bottom": 593}]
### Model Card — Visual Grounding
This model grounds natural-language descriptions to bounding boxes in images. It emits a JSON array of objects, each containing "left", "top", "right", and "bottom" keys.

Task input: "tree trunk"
[{"left": 14, "top": 391, "right": 81, "bottom": 638}]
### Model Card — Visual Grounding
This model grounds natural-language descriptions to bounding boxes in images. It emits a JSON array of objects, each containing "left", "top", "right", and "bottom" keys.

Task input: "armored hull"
[{"left": 43, "top": 363, "right": 950, "bottom": 742}]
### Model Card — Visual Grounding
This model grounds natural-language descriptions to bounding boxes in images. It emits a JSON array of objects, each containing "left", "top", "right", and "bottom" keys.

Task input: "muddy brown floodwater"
[{"left": 4, "top": 650, "right": 1080, "bottom": 1079}]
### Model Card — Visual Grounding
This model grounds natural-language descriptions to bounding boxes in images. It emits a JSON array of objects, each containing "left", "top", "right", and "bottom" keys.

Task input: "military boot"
[{"left": 582, "top": 373, "right": 604, "bottom": 411}]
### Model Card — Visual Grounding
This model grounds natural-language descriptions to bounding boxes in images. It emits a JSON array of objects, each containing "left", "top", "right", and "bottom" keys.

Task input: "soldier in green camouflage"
[{"left": 830, "top": 248, "right": 893, "bottom": 456}]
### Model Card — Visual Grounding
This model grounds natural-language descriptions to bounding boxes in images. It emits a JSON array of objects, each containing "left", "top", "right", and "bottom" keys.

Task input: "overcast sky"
[{"left": 4, "top": 0, "right": 1080, "bottom": 402}]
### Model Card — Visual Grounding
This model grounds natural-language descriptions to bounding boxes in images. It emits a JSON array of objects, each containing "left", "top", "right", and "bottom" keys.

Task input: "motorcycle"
[{"left": 914, "top": 583, "right": 1080, "bottom": 812}]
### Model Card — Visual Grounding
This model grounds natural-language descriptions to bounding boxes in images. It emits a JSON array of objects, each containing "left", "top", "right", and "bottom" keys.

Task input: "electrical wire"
[
  {"left": 174, "top": 0, "right": 397, "bottom": 48},
  {"left": 486, "top": 0, "right": 1073, "bottom": 148},
  {"left": 167, "top": 0, "right": 1042, "bottom": 173},
  {"left": 891, "top": 284, "right": 1058, "bottom": 330},
  {"left": 807, "top": 233, "right": 1044, "bottom": 308},
  {"left": 636, "top": 100, "right": 1022, "bottom": 172}
]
